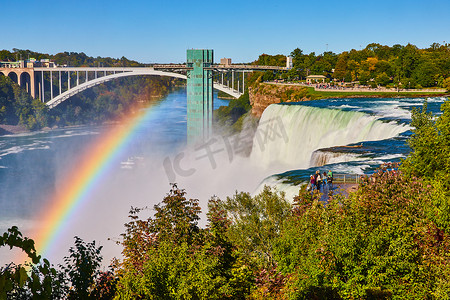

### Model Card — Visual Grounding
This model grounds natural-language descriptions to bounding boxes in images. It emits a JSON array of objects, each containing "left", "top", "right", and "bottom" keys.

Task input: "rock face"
[{"left": 249, "top": 83, "right": 309, "bottom": 117}]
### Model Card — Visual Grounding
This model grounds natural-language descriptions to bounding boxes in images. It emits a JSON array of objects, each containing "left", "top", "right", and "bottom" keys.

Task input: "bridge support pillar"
[
  {"left": 28, "top": 71, "right": 36, "bottom": 99},
  {"left": 186, "top": 49, "right": 214, "bottom": 145},
  {"left": 232, "top": 71, "right": 234, "bottom": 90},
  {"left": 41, "top": 70, "right": 44, "bottom": 102},
  {"left": 50, "top": 71, "right": 53, "bottom": 100}
]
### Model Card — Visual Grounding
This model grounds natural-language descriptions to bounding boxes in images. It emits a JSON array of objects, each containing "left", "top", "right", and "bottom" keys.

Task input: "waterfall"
[
  {"left": 309, "top": 150, "right": 363, "bottom": 167},
  {"left": 250, "top": 104, "right": 409, "bottom": 169}
]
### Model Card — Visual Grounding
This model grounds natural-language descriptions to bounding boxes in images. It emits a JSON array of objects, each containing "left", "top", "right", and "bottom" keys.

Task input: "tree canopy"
[{"left": 263, "top": 42, "right": 450, "bottom": 89}]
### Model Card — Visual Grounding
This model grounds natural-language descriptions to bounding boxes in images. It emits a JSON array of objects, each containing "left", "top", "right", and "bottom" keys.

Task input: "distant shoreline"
[
  {"left": 271, "top": 83, "right": 450, "bottom": 99},
  {"left": 0, "top": 124, "right": 30, "bottom": 136}
]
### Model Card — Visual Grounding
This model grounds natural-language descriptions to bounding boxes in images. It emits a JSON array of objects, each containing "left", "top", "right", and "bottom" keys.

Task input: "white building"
[{"left": 286, "top": 56, "right": 293, "bottom": 69}]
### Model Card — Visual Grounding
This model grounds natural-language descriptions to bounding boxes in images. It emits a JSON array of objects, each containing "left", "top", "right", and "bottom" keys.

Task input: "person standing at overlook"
[
  {"left": 327, "top": 170, "right": 333, "bottom": 188},
  {"left": 315, "top": 170, "right": 321, "bottom": 191},
  {"left": 323, "top": 172, "right": 328, "bottom": 187},
  {"left": 309, "top": 175, "right": 315, "bottom": 192}
]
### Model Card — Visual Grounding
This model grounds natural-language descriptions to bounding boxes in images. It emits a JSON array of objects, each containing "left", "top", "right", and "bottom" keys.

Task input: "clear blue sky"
[{"left": 3, "top": 0, "right": 449, "bottom": 63}]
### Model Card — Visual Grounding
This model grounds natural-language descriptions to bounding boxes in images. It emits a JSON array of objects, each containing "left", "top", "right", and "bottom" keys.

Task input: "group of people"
[{"left": 308, "top": 170, "right": 333, "bottom": 192}]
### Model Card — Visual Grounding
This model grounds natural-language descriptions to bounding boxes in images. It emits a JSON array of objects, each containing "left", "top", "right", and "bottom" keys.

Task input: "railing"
[
  {"left": 209, "top": 64, "right": 286, "bottom": 70},
  {"left": 332, "top": 173, "right": 361, "bottom": 184}
]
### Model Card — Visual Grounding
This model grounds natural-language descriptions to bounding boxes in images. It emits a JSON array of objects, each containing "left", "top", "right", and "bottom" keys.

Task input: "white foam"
[
  {"left": 332, "top": 164, "right": 370, "bottom": 174},
  {"left": 252, "top": 176, "right": 302, "bottom": 203},
  {"left": 425, "top": 97, "right": 447, "bottom": 103},
  {"left": 50, "top": 130, "right": 100, "bottom": 139},
  {"left": 375, "top": 153, "right": 405, "bottom": 160},
  {"left": 331, "top": 104, "right": 359, "bottom": 109},
  {"left": 310, "top": 151, "right": 366, "bottom": 167},
  {"left": 0, "top": 146, "right": 24, "bottom": 157},
  {"left": 0, "top": 141, "right": 52, "bottom": 157}
]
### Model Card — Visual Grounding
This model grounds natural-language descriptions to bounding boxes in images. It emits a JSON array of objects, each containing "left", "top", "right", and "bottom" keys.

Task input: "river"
[{"left": 0, "top": 88, "right": 446, "bottom": 266}]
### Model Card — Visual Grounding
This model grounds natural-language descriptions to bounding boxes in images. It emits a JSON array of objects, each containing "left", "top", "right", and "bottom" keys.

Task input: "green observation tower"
[{"left": 186, "top": 49, "right": 214, "bottom": 145}]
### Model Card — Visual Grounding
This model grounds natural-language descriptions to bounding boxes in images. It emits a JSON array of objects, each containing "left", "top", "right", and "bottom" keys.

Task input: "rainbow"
[{"left": 22, "top": 104, "right": 158, "bottom": 262}]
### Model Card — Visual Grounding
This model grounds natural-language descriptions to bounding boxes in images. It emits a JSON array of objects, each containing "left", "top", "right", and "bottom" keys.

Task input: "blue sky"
[{"left": 3, "top": 0, "right": 449, "bottom": 63}]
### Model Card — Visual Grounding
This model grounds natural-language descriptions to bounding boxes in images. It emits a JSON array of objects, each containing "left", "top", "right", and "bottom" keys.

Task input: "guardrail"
[{"left": 332, "top": 173, "right": 361, "bottom": 184}]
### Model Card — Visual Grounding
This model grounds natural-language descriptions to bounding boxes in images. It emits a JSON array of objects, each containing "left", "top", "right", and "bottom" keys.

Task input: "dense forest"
[
  {"left": 254, "top": 43, "right": 450, "bottom": 90},
  {"left": 0, "top": 49, "right": 181, "bottom": 131},
  {"left": 2, "top": 99, "right": 450, "bottom": 299}
]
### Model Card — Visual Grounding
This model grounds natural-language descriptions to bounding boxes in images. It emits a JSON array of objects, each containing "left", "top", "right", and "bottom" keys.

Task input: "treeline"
[
  {"left": 0, "top": 48, "right": 141, "bottom": 67},
  {"left": 214, "top": 91, "right": 253, "bottom": 133},
  {"left": 253, "top": 53, "right": 287, "bottom": 67},
  {"left": 2, "top": 99, "right": 450, "bottom": 298},
  {"left": 0, "top": 75, "right": 48, "bottom": 130},
  {"left": 0, "top": 49, "right": 181, "bottom": 130},
  {"left": 255, "top": 42, "right": 450, "bottom": 89}
]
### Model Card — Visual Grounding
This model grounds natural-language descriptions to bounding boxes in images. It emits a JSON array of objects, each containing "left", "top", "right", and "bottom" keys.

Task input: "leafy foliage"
[
  {"left": 287, "top": 42, "right": 450, "bottom": 88},
  {"left": 274, "top": 166, "right": 450, "bottom": 299},
  {"left": 0, "top": 75, "right": 49, "bottom": 130},
  {"left": 253, "top": 54, "right": 286, "bottom": 67},
  {"left": 0, "top": 226, "right": 65, "bottom": 300},
  {"left": 217, "top": 186, "right": 292, "bottom": 270},
  {"left": 1, "top": 227, "right": 116, "bottom": 299},
  {"left": 115, "top": 184, "right": 253, "bottom": 299},
  {"left": 401, "top": 100, "right": 450, "bottom": 232},
  {"left": 60, "top": 237, "right": 104, "bottom": 299},
  {"left": 214, "top": 91, "right": 253, "bottom": 132}
]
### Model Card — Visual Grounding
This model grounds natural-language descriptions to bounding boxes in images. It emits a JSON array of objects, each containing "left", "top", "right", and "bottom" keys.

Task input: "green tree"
[
  {"left": 0, "top": 226, "right": 66, "bottom": 300},
  {"left": 401, "top": 100, "right": 450, "bottom": 231},
  {"left": 443, "top": 77, "right": 450, "bottom": 91},
  {"left": 274, "top": 168, "right": 450, "bottom": 299},
  {"left": 217, "top": 186, "right": 292, "bottom": 270},
  {"left": 413, "top": 61, "right": 439, "bottom": 87},
  {"left": 115, "top": 184, "right": 253, "bottom": 299},
  {"left": 375, "top": 72, "right": 391, "bottom": 86},
  {"left": 333, "top": 52, "right": 348, "bottom": 81},
  {"left": 254, "top": 54, "right": 286, "bottom": 67},
  {"left": 60, "top": 237, "right": 104, "bottom": 300},
  {"left": 214, "top": 91, "right": 252, "bottom": 133}
]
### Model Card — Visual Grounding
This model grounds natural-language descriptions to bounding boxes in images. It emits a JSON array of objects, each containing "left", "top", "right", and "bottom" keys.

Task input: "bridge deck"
[{"left": 24, "top": 64, "right": 287, "bottom": 72}]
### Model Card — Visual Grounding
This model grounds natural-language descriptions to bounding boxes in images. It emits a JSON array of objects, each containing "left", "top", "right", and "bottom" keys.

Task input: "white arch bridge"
[{"left": 30, "top": 66, "right": 251, "bottom": 108}]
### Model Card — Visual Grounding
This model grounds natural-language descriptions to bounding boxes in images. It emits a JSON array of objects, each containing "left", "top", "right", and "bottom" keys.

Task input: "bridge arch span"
[
  {"left": 20, "top": 72, "right": 31, "bottom": 91},
  {"left": 46, "top": 69, "right": 241, "bottom": 108},
  {"left": 6, "top": 71, "right": 18, "bottom": 84}
]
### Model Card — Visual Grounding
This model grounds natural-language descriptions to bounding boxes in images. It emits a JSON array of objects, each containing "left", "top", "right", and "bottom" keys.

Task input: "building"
[
  {"left": 39, "top": 59, "right": 56, "bottom": 68},
  {"left": 0, "top": 61, "right": 22, "bottom": 68},
  {"left": 0, "top": 58, "right": 56, "bottom": 68},
  {"left": 306, "top": 75, "right": 326, "bottom": 84},
  {"left": 220, "top": 58, "right": 231, "bottom": 66},
  {"left": 286, "top": 56, "right": 293, "bottom": 69},
  {"left": 186, "top": 49, "right": 214, "bottom": 144}
]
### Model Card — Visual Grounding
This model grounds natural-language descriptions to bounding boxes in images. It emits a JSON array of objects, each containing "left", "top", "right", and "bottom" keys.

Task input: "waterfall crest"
[{"left": 250, "top": 104, "right": 409, "bottom": 169}]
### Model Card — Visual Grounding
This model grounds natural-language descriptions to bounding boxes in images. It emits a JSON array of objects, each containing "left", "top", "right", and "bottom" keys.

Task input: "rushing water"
[
  {"left": 0, "top": 89, "right": 446, "bottom": 266},
  {"left": 255, "top": 96, "right": 446, "bottom": 196}
]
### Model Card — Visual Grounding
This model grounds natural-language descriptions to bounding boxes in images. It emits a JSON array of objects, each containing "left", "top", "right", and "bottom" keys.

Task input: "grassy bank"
[{"left": 304, "top": 86, "right": 449, "bottom": 99}]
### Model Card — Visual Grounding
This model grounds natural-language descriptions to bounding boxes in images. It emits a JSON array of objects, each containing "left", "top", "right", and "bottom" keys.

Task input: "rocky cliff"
[{"left": 249, "top": 83, "right": 310, "bottom": 117}]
